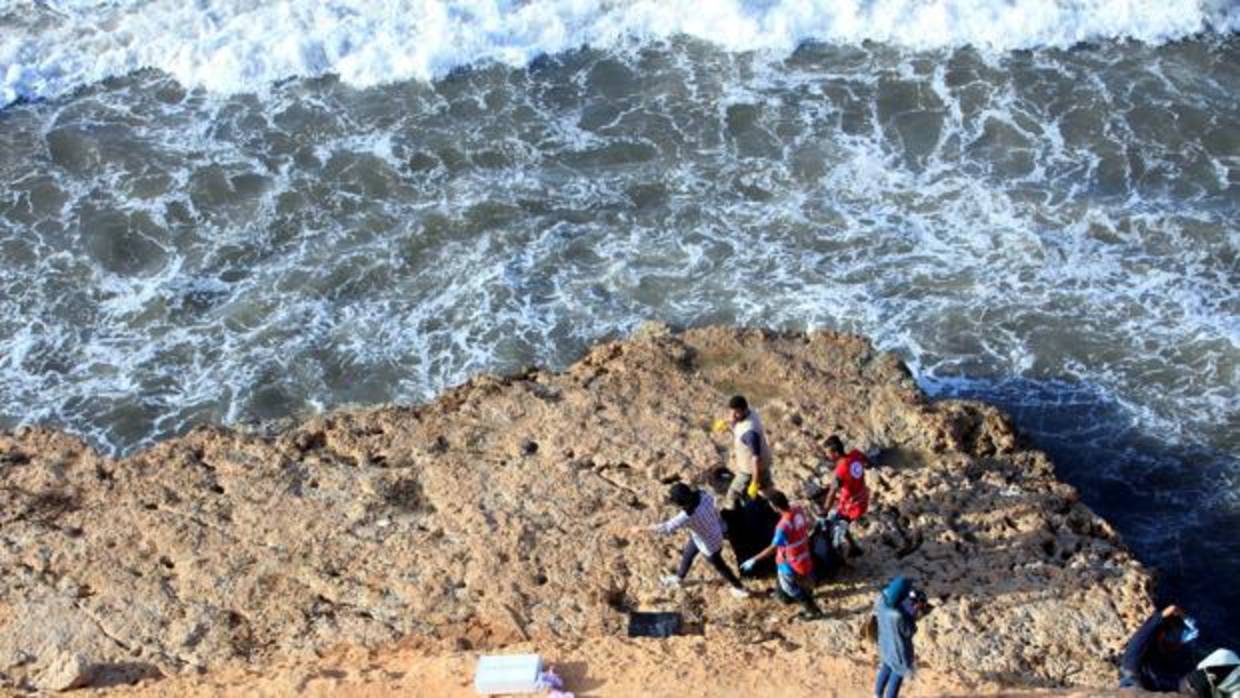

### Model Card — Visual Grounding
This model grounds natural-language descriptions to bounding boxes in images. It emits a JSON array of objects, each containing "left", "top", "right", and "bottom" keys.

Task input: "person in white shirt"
[{"left": 633, "top": 483, "right": 749, "bottom": 598}]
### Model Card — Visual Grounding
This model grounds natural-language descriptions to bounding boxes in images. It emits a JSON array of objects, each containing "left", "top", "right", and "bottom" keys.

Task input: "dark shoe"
[
  {"left": 798, "top": 592, "right": 824, "bottom": 619},
  {"left": 773, "top": 588, "right": 796, "bottom": 605}
]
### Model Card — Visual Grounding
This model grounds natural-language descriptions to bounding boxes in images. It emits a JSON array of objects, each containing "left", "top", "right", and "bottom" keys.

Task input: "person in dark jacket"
[
  {"left": 874, "top": 576, "right": 929, "bottom": 698},
  {"left": 1119, "top": 604, "right": 1199, "bottom": 691}
]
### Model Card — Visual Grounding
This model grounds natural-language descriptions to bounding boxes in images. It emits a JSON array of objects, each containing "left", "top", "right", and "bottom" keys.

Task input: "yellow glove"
[
  {"left": 746, "top": 477, "right": 760, "bottom": 499},
  {"left": 711, "top": 418, "right": 728, "bottom": 434}
]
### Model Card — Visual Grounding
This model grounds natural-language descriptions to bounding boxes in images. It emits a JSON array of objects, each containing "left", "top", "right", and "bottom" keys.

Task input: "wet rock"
[{"left": 632, "top": 320, "right": 672, "bottom": 341}]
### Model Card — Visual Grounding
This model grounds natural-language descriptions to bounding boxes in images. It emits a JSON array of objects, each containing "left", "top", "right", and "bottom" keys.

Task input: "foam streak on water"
[{"left": 0, "top": 37, "right": 1236, "bottom": 454}]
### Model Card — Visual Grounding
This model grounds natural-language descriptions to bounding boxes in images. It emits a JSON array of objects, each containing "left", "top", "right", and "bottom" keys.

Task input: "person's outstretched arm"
[
  {"left": 742, "top": 525, "right": 787, "bottom": 570},
  {"left": 822, "top": 478, "right": 840, "bottom": 514},
  {"left": 631, "top": 511, "right": 689, "bottom": 536}
]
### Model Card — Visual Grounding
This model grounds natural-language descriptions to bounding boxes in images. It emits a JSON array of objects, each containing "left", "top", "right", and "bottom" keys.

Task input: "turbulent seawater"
[{"left": 1, "top": 1, "right": 1238, "bottom": 646}]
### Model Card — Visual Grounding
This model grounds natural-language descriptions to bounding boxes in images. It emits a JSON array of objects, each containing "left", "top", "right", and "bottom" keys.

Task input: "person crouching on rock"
[
  {"left": 741, "top": 491, "right": 823, "bottom": 619},
  {"left": 631, "top": 483, "right": 750, "bottom": 599},
  {"left": 724, "top": 395, "right": 775, "bottom": 508},
  {"left": 1119, "top": 604, "right": 1200, "bottom": 692},
  {"left": 814, "top": 435, "right": 870, "bottom": 558},
  {"left": 874, "top": 576, "right": 930, "bottom": 698}
]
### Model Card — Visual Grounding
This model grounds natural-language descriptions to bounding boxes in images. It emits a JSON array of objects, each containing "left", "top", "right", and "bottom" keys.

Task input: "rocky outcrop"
[{"left": 0, "top": 326, "right": 1153, "bottom": 693}]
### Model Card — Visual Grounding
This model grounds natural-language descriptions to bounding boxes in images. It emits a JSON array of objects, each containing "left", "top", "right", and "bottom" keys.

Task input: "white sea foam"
[
  {"left": 0, "top": 15, "right": 1234, "bottom": 473},
  {"left": 3, "top": 0, "right": 1239, "bottom": 106}
]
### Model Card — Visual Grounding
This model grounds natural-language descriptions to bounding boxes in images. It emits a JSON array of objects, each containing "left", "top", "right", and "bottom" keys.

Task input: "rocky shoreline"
[{"left": 1, "top": 325, "right": 1154, "bottom": 694}]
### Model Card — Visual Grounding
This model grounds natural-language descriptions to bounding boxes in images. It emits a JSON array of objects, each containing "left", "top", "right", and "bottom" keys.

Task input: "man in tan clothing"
[{"left": 724, "top": 395, "right": 775, "bottom": 507}]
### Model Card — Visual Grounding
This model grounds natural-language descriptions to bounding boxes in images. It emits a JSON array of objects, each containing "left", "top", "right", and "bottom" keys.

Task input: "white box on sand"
[{"left": 473, "top": 653, "right": 543, "bottom": 695}]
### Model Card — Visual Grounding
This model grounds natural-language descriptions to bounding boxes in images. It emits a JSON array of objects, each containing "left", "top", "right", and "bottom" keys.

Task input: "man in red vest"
[
  {"left": 741, "top": 491, "right": 823, "bottom": 619},
  {"left": 816, "top": 435, "right": 869, "bottom": 558}
]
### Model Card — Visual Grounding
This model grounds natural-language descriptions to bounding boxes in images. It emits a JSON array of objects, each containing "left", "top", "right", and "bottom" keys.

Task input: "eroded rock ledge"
[{"left": 0, "top": 326, "right": 1152, "bottom": 693}]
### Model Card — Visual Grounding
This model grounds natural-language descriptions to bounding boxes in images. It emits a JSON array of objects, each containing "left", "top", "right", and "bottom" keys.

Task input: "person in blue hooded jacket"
[
  {"left": 874, "top": 576, "right": 929, "bottom": 698},
  {"left": 1119, "top": 604, "right": 1199, "bottom": 691}
]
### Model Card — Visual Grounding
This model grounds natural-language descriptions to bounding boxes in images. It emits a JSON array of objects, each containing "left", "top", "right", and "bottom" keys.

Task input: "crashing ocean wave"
[{"left": 3, "top": 0, "right": 1239, "bottom": 106}]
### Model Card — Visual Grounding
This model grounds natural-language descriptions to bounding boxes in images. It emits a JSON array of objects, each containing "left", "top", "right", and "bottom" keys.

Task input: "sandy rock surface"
[
  {"left": 0, "top": 326, "right": 1154, "bottom": 694},
  {"left": 88, "top": 635, "right": 1081, "bottom": 697}
]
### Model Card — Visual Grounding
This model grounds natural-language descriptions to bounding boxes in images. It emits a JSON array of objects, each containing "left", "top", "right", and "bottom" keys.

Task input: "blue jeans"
[
  {"left": 828, "top": 511, "right": 861, "bottom": 554},
  {"left": 777, "top": 568, "right": 805, "bottom": 599},
  {"left": 776, "top": 566, "right": 823, "bottom": 616},
  {"left": 875, "top": 663, "right": 904, "bottom": 698}
]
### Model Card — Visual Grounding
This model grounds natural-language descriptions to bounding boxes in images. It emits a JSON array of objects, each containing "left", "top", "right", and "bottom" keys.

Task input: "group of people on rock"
[
  {"left": 632, "top": 394, "right": 1239, "bottom": 698},
  {"left": 632, "top": 394, "right": 929, "bottom": 697}
]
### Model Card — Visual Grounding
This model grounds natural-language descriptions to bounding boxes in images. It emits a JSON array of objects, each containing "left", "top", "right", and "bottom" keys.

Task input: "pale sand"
[{"left": 99, "top": 634, "right": 1111, "bottom": 697}]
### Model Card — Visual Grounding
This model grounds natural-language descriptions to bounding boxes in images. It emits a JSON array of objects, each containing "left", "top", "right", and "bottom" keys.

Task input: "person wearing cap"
[
  {"left": 1119, "top": 604, "right": 1200, "bottom": 691},
  {"left": 740, "top": 490, "right": 823, "bottom": 619},
  {"left": 632, "top": 483, "right": 750, "bottom": 599},
  {"left": 813, "top": 435, "right": 870, "bottom": 558},
  {"left": 723, "top": 395, "right": 776, "bottom": 508},
  {"left": 874, "top": 576, "right": 930, "bottom": 698}
]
